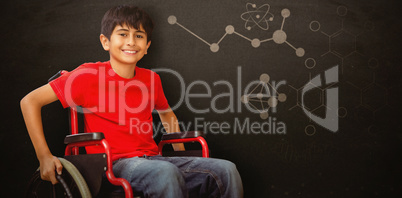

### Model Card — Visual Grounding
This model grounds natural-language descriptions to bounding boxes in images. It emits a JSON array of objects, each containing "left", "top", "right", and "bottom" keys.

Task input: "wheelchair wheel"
[{"left": 25, "top": 158, "right": 92, "bottom": 198}]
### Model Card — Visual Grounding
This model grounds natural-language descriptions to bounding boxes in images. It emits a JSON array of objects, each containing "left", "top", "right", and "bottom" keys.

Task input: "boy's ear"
[
  {"left": 145, "top": 41, "right": 151, "bottom": 54},
  {"left": 100, "top": 34, "right": 110, "bottom": 51}
]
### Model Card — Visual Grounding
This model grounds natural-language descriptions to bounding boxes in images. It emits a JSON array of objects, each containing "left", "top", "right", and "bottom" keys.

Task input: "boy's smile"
[{"left": 100, "top": 24, "right": 151, "bottom": 78}]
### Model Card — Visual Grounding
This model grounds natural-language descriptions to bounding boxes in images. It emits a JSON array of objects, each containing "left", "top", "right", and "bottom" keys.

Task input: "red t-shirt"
[{"left": 49, "top": 61, "right": 169, "bottom": 161}]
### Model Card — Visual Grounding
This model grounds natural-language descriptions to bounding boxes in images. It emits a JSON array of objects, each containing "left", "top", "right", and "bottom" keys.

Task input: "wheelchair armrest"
[
  {"left": 161, "top": 131, "right": 204, "bottom": 141},
  {"left": 64, "top": 132, "right": 105, "bottom": 144},
  {"left": 159, "top": 131, "right": 209, "bottom": 158}
]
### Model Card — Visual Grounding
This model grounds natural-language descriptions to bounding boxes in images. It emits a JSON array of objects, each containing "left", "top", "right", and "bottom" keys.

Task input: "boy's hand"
[
  {"left": 172, "top": 143, "right": 185, "bottom": 151},
  {"left": 39, "top": 155, "right": 63, "bottom": 184}
]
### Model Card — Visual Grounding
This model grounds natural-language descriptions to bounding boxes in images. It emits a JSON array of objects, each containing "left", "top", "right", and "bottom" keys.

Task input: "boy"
[{"left": 21, "top": 5, "right": 243, "bottom": 198}]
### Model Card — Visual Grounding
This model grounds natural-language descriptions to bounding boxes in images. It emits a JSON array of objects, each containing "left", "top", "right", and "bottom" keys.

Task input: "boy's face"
[{"left": 100, "top": 23, "right": 151, "bottom": 68}]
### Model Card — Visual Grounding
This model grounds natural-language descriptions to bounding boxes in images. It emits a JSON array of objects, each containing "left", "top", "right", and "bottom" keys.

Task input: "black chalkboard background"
[{"left": 1, "top": 0, "right": 401, "bottom": 197}]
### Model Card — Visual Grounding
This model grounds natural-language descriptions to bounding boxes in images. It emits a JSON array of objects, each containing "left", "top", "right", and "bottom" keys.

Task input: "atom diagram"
[
  {"left": 241, "top": 73, "right": 287, "bottom": 119},
  {"left": 241, "top": 3, "right": 274, "bottom": 30}
]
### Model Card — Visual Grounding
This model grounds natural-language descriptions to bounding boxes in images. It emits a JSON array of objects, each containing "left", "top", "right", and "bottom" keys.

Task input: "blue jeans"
[{"left": 112, "top": 155, "right": 243, "bottom": 198}]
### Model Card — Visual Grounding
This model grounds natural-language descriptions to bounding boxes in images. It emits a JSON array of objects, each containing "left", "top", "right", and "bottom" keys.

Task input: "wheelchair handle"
[{"left": 48, "top": 70, "right": 67, "bottom": 82}]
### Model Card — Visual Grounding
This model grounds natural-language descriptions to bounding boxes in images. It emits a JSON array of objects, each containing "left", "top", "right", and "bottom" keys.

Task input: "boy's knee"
[
  {"left": 152, "top": 161, "right": 184, "bottom": 181},
  {"left": 211, "top": 159, "right": 242, "bottom": 185},
  {"left": 212, "top": 159, "right": 238, "bottom": 173},
  {"left": 148, "top": 161, "right": 187, "bottom": 195}
]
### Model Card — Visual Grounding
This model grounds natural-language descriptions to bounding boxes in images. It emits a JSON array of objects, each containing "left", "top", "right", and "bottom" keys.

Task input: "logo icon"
[{"left": 301, "top": 65, "right": 339, "bottom": 132}]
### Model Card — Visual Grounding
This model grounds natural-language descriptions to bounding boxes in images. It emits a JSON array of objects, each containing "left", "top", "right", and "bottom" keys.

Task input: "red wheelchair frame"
[{"left": 52, "top": 70, "right": 210, "bottom": 198}]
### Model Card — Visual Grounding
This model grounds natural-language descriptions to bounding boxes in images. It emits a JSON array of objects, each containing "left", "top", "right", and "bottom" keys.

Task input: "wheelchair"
[{"left": 25, "top": 71, "right": 210, "bottom": 198}]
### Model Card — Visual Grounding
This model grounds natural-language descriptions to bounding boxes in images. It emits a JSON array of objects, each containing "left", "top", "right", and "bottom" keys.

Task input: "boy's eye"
[
  {"left": 136, "top": 35, "right": 144, "bottom": 38},
  {"left": 119, "top": 33, "right": 127, "bottom": 37}
]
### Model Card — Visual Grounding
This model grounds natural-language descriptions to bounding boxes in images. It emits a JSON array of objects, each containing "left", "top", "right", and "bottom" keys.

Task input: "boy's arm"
[
  {"left": 157, "top": 107, "right": 185, "bottom": 151},
  {"left": 20, "top": 83, "right": 63, "bottom": 184}
]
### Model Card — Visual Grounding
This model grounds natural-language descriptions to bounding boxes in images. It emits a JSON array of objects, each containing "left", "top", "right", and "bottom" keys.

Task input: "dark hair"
[{"left": 101, "top": 5, "right": 154, "bottom": 42}]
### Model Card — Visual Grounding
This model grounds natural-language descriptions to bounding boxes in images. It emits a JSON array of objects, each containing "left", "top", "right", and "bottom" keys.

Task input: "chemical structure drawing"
[
  {"left": 307, "top": 5, "right": 376, "bottom": 74},
  {"left": 348, "top": 72, "right": 389, "bottom": 118},
  {"left": 288, "top": 5, "right": 383, "bottom": 135},
  {"left": 241, "top": 73, "right": 287, "bottom": 119},
  {"left": 241, "top": 3, "right": 274, "bottom": 31},
  {"left": 167, "top": 3, "right": 305, "bottom": 57}
]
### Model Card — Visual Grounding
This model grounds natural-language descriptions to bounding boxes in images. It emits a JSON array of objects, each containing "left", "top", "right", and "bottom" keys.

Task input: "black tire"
[{"left": 25, "top": 158, "right": 92, "bottom": 198}]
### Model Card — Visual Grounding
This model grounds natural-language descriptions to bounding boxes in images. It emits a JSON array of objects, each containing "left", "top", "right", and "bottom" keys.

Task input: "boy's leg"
[
  {"left": 112, "top": 157, "right": 188, "bottom": 198},
  {"left": 147, "top": 156, "right": 243, "bottom": 198}
]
